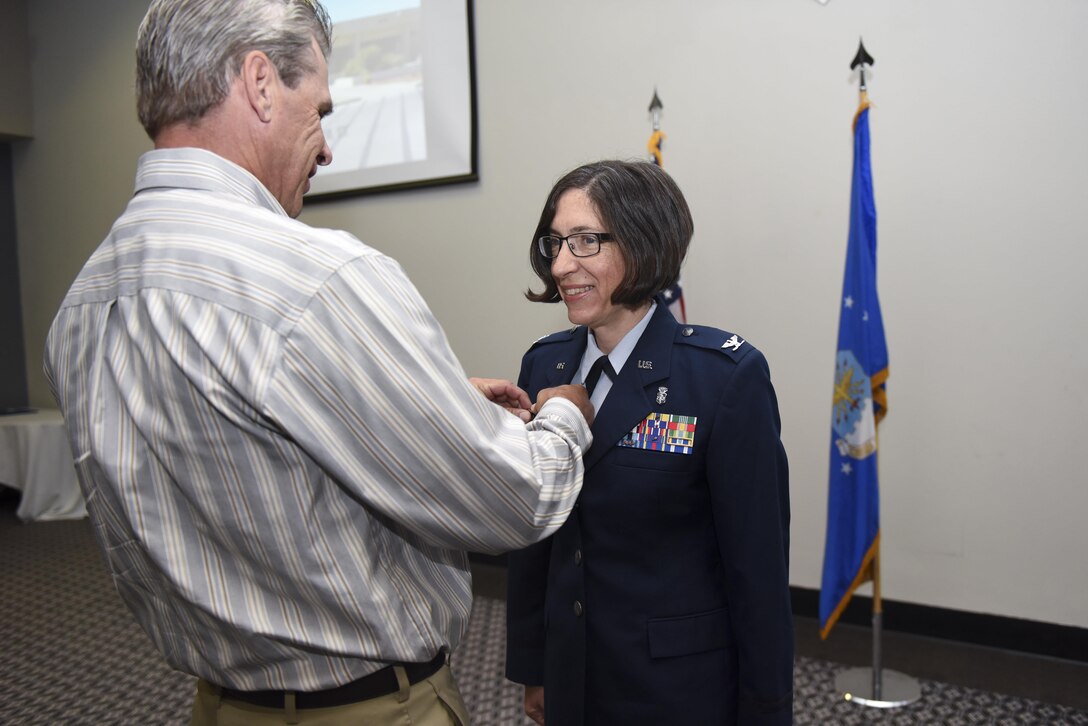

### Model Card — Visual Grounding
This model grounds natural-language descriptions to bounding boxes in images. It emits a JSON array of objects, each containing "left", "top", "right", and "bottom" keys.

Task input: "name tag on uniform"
[{"left": 618, "top": 413, "right": 697, "bottom": 455}]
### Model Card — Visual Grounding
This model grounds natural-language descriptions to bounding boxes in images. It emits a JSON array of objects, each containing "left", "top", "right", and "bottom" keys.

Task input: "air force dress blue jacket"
[{"left": 505, "top": 304, "right": 793, "bottom": 725}]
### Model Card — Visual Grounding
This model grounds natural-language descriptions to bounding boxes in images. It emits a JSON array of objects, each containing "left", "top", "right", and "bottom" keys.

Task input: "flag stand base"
[{"left": 835, "top": 667, "right": 921, "bottom": 708}]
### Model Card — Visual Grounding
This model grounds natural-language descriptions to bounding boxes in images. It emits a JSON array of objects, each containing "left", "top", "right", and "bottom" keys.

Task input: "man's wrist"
[{"left": 533, "top": 397, "right": 593, "bottom": 449}]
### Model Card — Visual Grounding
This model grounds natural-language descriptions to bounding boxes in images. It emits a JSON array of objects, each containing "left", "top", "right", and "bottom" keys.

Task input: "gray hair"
[{"left": 136, "top": 0, "right": 333, "bottom": 139}]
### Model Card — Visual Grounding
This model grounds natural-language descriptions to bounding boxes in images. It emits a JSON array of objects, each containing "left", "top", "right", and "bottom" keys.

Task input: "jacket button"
[
  {"left": 682, "top": 327, "right": 694, "bottom": 337},
  {"left": 573, "top": 600, "right": 583, "bottom": 617},
  {"left": 574, "top": 549, "right": 583, "bottom": 565}
]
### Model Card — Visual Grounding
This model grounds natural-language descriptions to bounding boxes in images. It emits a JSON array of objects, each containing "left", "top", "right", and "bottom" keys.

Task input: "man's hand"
[
  {"left": 470, "top": 377, "right": 533, "bottom": 423},
  {"left": 533, "top": 384, "right": 594, "bottom": 427},
  {"left": 524, "top": 685, "right": 545, "bottom": 725}
]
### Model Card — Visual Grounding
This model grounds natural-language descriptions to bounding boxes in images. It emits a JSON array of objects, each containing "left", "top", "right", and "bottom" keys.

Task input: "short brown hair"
[{"left": 526, "top": 160, "right": 693, "bottom": 306}]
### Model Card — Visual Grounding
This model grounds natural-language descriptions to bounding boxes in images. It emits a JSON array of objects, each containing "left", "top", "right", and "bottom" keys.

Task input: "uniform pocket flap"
[{"left": 647, "top": 607, "right": 729, "bottom": 659}]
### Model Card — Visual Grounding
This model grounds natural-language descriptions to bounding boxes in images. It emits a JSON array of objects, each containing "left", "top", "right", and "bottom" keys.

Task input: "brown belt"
[{"left": 218, "top": 650, "right": 446, "bottom": 710}]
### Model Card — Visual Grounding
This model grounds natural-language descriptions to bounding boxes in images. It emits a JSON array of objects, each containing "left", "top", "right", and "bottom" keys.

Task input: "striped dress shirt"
[{"left": 44, "top": 148, "right": 591, "bottom": 691}]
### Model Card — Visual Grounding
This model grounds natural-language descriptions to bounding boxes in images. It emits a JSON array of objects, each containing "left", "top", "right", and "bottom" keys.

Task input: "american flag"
[{"left": 659, "top": 282, "right": 686, "bottom": 324}]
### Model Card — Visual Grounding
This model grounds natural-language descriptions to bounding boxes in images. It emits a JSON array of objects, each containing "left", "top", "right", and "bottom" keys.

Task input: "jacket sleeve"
[
  {"left": 505, "top": 535, "right": 553, "bottom": 685},
  {"left": 504, "top": 351, "right": 554, "bottom": 685},
  {"left": 707, "top": 348, "right": 793, "bottom": 723}
]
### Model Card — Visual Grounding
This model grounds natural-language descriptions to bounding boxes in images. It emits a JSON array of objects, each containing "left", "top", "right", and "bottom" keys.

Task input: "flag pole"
[
  {"left": 872, "top": 525, "right": 883, "bottom": 699},
  {"left": 647, "top": 89, "right": 686, "bottom": 323},
  {"left": 647, "top": 89, "right": 665, "bottom": 167},
  {"left": 831, "top": 39, "right": 920, "bottom": 709}
]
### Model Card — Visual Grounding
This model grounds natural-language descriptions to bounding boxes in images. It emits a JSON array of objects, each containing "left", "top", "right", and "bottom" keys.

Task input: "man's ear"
[{"left": 241, "top": 50, "right": 276, "bottom": 123}]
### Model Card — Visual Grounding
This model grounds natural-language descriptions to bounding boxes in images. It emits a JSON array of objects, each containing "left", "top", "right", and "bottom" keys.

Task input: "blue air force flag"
[{"left": 819, "top": 96, "right": 889, "bottom": 640}]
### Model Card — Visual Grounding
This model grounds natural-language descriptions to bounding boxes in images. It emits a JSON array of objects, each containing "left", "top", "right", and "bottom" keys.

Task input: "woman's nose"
[{"left": 551, "top": 242, "right": 578, "bottom": 276}]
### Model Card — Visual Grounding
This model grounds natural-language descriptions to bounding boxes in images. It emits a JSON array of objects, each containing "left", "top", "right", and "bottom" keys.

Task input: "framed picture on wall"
[{"left": 305, "top": 0, "right": 477, "bottom": 201}]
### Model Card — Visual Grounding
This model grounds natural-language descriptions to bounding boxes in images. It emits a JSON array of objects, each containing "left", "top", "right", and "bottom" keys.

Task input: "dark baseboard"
[
  {"left": 790, "top": 586, "right": 1087, "bottom": 664},
  {"left": 471, "top": 555, "right": 1087, "bottom": 664}
]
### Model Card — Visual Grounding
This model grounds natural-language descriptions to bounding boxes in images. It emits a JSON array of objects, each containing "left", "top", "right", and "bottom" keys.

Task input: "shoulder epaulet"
[
  {"left": 674, "top": 324, "right": 754, "bottom": 363},
  {"left": 528, "top": 326, "right": 580, "bottom": 351}
]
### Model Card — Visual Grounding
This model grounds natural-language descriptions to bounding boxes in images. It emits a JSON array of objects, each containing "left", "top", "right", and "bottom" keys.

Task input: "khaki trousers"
[{"left": 190, "top": 664, "right": 469, "bottom": 726}]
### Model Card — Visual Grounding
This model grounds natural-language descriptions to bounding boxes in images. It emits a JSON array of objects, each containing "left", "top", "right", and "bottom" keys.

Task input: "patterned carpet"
[{"left": 2, "top": 502, "right": 1086, "bottom": 725}]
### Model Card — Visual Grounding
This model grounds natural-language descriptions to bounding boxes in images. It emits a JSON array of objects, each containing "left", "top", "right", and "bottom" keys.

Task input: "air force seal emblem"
[{"left": 832, "top": 349, "right": 877, "bottom": 459}]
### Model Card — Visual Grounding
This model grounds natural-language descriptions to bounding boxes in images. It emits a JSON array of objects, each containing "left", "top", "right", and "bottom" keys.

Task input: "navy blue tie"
[{"left": 583, "top": 355, "right": 616, "bottom": 395}]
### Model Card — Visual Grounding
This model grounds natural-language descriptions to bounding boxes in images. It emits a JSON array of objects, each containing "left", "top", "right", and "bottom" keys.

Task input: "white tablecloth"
[{"left": 0, "top": 409, "right": 87, "bottom": 521}]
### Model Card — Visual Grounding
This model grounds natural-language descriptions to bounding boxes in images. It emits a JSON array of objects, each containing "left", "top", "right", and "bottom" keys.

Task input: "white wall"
[{"left": 14, "top": 0, "right": 1088, "bottom": 629}]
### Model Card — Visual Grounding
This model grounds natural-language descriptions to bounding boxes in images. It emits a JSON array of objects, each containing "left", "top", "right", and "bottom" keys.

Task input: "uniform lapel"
[
  {"left": 584, "top": 306, "right": 677, "bottom": 472},
  {"left": 539, "top": 327, "right": 587, "bottom": 388}
]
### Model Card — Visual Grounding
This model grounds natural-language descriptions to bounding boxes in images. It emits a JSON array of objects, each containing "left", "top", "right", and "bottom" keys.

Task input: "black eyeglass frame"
[{"left": 537, "top": 232, "right": 615, "bottom": 259}]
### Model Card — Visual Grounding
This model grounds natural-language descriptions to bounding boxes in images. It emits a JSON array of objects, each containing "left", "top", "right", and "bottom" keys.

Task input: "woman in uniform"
[{"left": 505, "top": 160, "right": 793, "bottom": 725}]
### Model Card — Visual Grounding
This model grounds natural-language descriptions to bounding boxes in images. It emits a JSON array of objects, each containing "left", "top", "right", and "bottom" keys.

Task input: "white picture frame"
[{"left": 306, "top": 0, "right": 477, "bottom": 200}]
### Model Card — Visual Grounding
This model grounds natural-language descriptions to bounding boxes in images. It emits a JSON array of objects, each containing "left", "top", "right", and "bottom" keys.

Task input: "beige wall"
[
  {"left": 13, "top": 0, "right": 151, "bottom": 400},
  {"left": 0, "top": 0, "right": 33, "bottom": 138},
  {"left": 12, "top": 0, "right": 1088, "bottom": 629}
]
